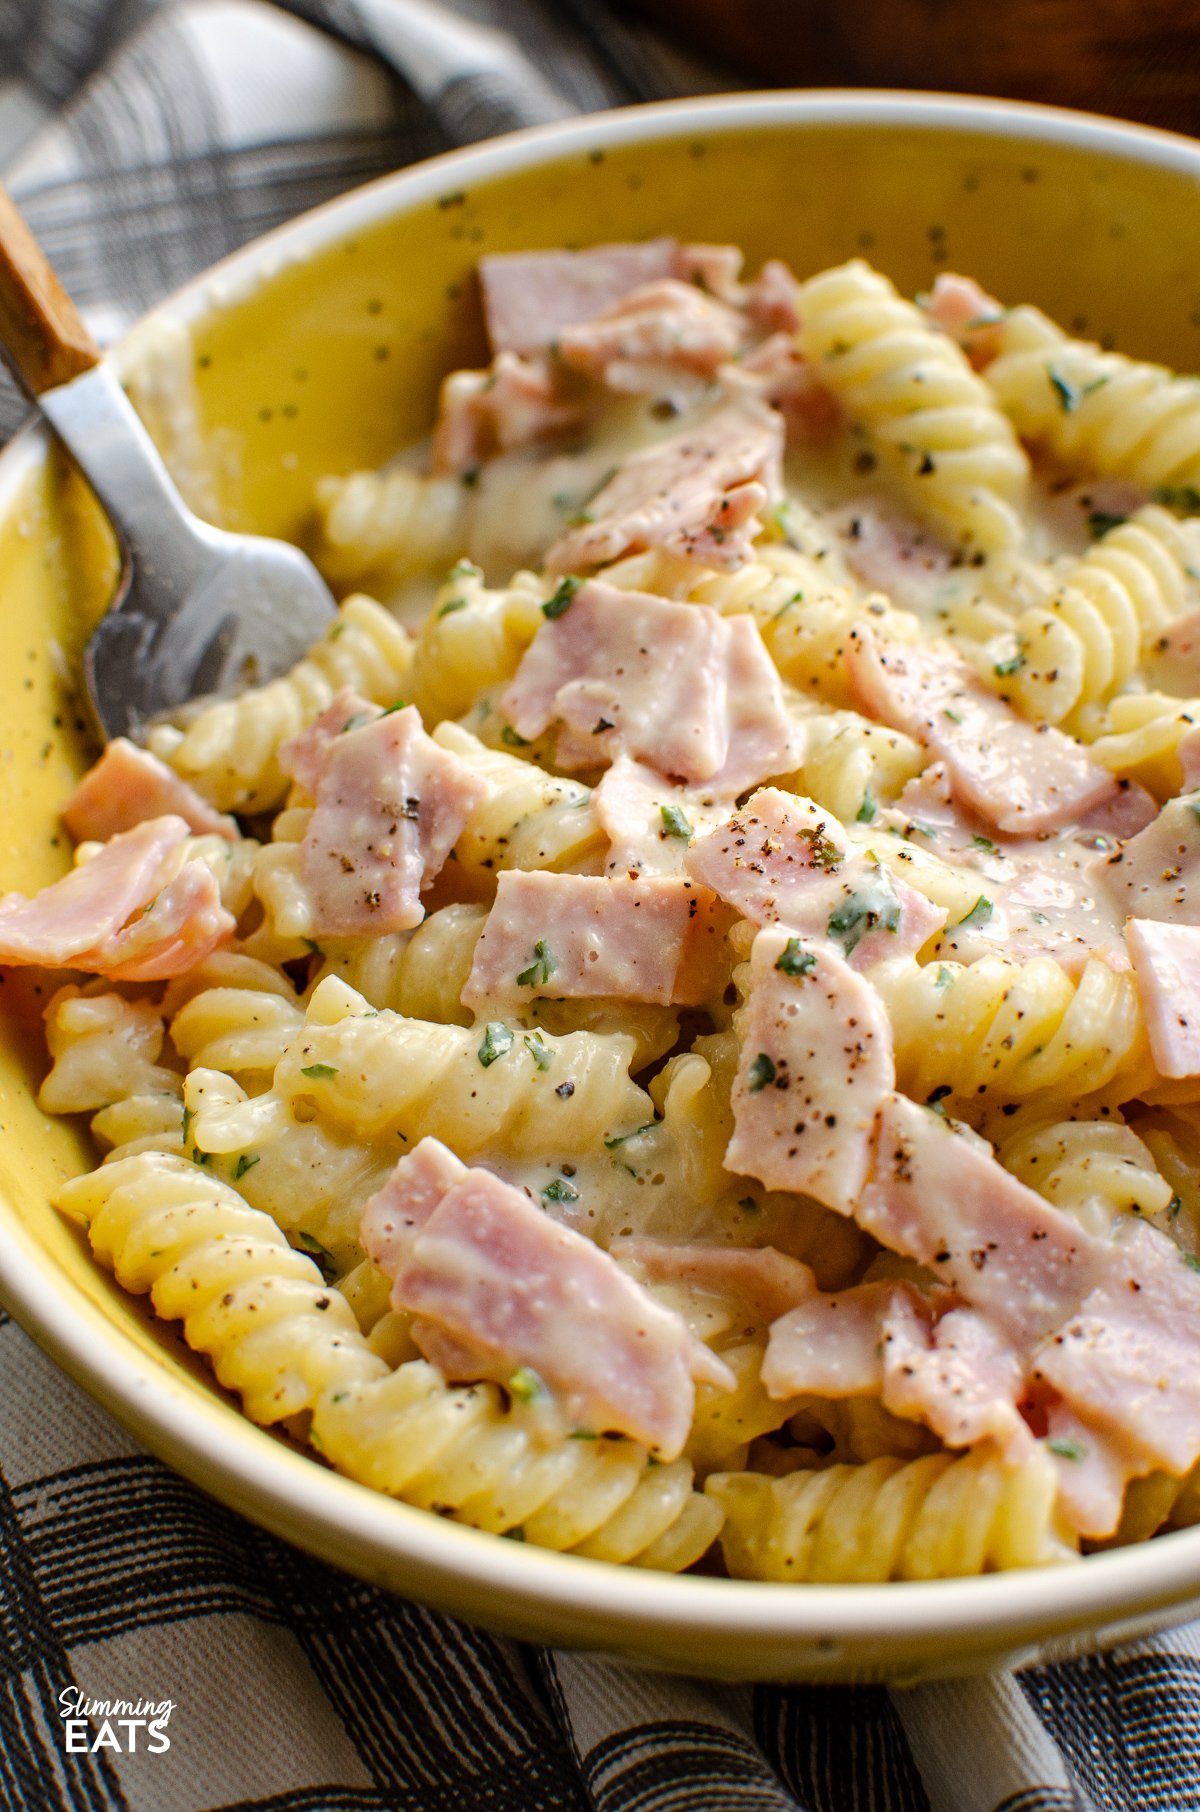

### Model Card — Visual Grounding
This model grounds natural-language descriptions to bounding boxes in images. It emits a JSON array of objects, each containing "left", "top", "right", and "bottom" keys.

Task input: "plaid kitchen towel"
[{"left": 0, "top": 4, "right": 1197, "bottom": 1808}]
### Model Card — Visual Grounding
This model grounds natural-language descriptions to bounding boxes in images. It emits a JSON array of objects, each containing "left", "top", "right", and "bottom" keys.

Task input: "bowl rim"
[{"left": 5, "top": 85, "right": 1200, "bottom": 1664}]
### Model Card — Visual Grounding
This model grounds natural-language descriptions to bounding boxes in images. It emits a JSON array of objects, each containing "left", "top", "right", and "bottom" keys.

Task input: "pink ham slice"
[
  {"left": 879, "top": 1294, "right": 1030, "bottom": 1458},
  {"left": 360, "top": 1137, "right": 732, "bottom": 1456},
  {"left": 593, "top": 756, "right": 733, "bottom": 878},
  {"left": 686, "top": 787, "right": 946, "bottom": 968},
  {"left": 295, "top": 703, "right": 491, "bottom": 937},
  {"left": 726, "top": 925, "right": 895, "bottom": 1213},
  {"left": 0, "top": 815, "right": 233, "bottom": 979},
  {"left": 557, "top": 279, "right": 744, "bottom": 396},
  {"left": 728, "top": 336, "right": 842, "bottom": 444},
  {"left": 744, "top": 260, "right": 801, "bottom": 336},
  {"left": 503, "top": 580, "right": 796, "bottom": 789},
  {"left": 924, "top": 272, "right": 1006, "bottom": 368},
  {"left": 478, "top": 239, "right": 680, "bottom": 356},
  {"left": 612, "top": 1238, "right": 818, "bottom": 1328},
  {"left": 763, "top": 1279, "right": 911, "bottom": 1399},
  {"left": 64, "top": 740, "right": 238, "bottom": 842},
  {"left": 1125, "top": 918, "right": 1200, "bottom": 1078},
  {"left": 279, "top": 687, "right": 382, "bottom": 797},
  {"left": 834, "top": 501, "right": 957, "bottom": 614},
  {"left": 460, "top": 869, "right": 725, "bottom": 1012},
  {"left": 431, "top": 352, "right": 583, "bottom": 478},
  {"left": 1033, "top": 1219, "right": 1200, "bottom": 1482},
  {"left": 860, "top": 1094, "right": 1108, "bottom": 1348},
  {"left": 1098, "top": 795, "right": 1200, "bottom": 925},
  {"left": 676, "top": 242, "right": 745, "bottom": 304},
  {"left": 546, "top": 393, "right": 784, "bottom": 574},
  {"left": 845, "top": 622, "right": 1118, "bottom": 834}
]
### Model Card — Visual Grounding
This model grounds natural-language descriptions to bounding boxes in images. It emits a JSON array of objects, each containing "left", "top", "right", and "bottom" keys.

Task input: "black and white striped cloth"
[{"left": 0, "top": 5, "right": 1197, "bottom": 1807}]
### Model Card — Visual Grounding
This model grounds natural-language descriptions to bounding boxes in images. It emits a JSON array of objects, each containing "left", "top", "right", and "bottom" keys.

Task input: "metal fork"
[{"left": 0, "top": 184, "right": 336, "bottom": 743}]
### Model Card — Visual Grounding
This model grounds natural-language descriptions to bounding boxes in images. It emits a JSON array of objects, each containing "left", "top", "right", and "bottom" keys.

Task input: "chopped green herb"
[
  {"left": 1031, "top": 910, "right": 1050, "bottom": 925},
  {"left": 1155, "top": 485, "right": 1200, "bottom": 514},
  {"left": 524, "top": 1032, "right": 553, "bottom": 1071},
  {"left": 516, "top": 939, "right": 556, "bottom": 988},
  {"left": 543, "top": 576, "right": 581, "bottom": 619},
  {"left": 934, "top": 965, "right": 953, "bottom": 991},
  {"left": 568, "top": 1429, "right": 598, "bottom": 1440},
  {"left": 776, "top": 936, "right": 817, "bottom": 978},
  {"left": 1189, "top": 800, "right": 1200, "bottom": 824},
  {"left": 508, "top": 1366, "right": 547, "bottom": 1403},
  {"left": 1087, "top": 510, "right": 1127, "bottom": 539},
  {"left": 1048, "top": 1436, "right": 1086, "bottom": 1461},
  {"left": 738, "top": 1196, "right": 760, "bottom": 1213},
  {"left": 437, "top": 597, "right": 468, "bottom": 618},
  {"left": 826, "top": 868, "right": 902, "bottom": 955},
  {"left": 993, "top": 653, "right": 1025, "bottom": 678},
  {"left": 460, "top": 465, "right": 480, "bottom": 488},
  {"left": 477, "top": 1022, "right": 513, "bottom": 1068},
  {"left": 856, "top": 789, "right": 876, "bottom": 824},
  {"left": 300, "top": 1062, "right": 338, "bottom": 1080},
  {"left": 972, "top": 834, "right": 997, "bottom": 854},
  {"left": 1048, "top": 367, "right": 1080, "bottom": 412},
  {"left": 233, "top": 1153, "right": 260, "bottom": 1181},
  {"left": 957, "top": 895, "right": 994, "bottom": 929},
  {"left": 181, "top": 1105, "right": 193, "bottom": 1144},
  {"left": 191, "top": 1148, "right": 212, "bottom": 1167},
  {"left": 660, "top": 803, "right": 692, "bottom": 839},
  {"left": 447, "top": 557, "right": 482, "bottom": 582},
  {"left": 339, "top": 712, "right": 371, "bottom": 734},
  {"left": 381, "top": 699, "right": 407, "bottom": 716},
  {"left": 604, "top": 1121, "right": 658, "bottom": 1149},
  {"left": 771, "top": 590, "right": 804, "bottom": 620},
  {"left": 908, "top": 820, "right": 936, "bottom": 840},
  {"left": 501, "top": 1526, "right": 526, "bottom": 1541},
  {"left": 1184, "top": 1252, "right": 1200, "bottom": 1274},
  {"left": 747, "top": 1053, "right": 776, "bottom": 1093},
  {"left": 500, "top": 725, "right": 529, "bottom": 748},
  {"left": 542, "top": 1177, "right": 579, "bottom": 1204},
  {"left": 296, "top": 1232, "right": 337, "bottom": 1284},
  {"left": 301, "top": 937, "right": 322, "bottom": 954},
  {"left": 1168, "top": 1194, "right": 1183, "bottom": 1220},
  {"left": 943, "top": 707, "right": 963, "bottom": 724}
]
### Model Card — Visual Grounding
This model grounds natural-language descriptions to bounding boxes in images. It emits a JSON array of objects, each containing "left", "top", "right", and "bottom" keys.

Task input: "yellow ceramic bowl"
[{"left": 4, "top": 91, "right": 1200, "bottom": 1684}]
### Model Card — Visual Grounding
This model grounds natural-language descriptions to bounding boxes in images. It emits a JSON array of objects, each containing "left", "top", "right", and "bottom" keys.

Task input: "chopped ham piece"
[
  {"left": 686, "top": 788, "right": 945, "bottom": 968},
  {"left": 729, "top": 335, "right": 842, "bottom": 443},
  {"left": 613, "top": 1238, "right": 817, "bottom": 1327},
  {"left": 744, "top": 259, "right": 801, "bottom": 336},
  {"left": 296, "top": 704, "right": 491, "bottom": 937},
  {"left": 1125, "top": 918, "right": 1200, "bottom": 1078},
  {"left": 593, "top": 756, "right": 732, "bottom": 878},
  {"left": 557, "top": 279, "right": 744, "bottom": 397},
  {"left": 478, "top": 239, "right": 680, "bottom": 356},
  {"left": 924, "top": 272, "right": 1007, "bottom": 367},
  {"left": 546, "top": 393, "right": 784, "bottom": 573},
  {"left": 1033, "top": 1220, "right": 1200, "bottom": 1479},
  {"left": 1098, "top": 793, "right": 1200, "bottom": 925},
  {"left": 460, "top": 870, "right": 724, "bottom": 1012},
  {"left": 0, "top": 816, "right": 233, "bottom": 979},
  {"left": 763, "top": 1280, "right": 908, "bottom": 1399},
  {"left": 502, "top": 580, "right": 796, "bottom": 789},
  {"left": 1042, "top": 1401, "right": 1133, "bottom": 1540},
  {"left": 880, "top": 1294, "right": 1029, "bottom": 1459},
  {"left": 64, "top": 740, "right": 237, "bottom": 842},
  {"left": 859, "top": 1094, "right": 1106, "bottom": 1347},
  {"left": 726, "top": 925, "right": 895, "bottom": 1214},
  {"left": 1080, "top": 780, "right": 1158, "bottom": 842},
  {"left": 279, "top": 687, "right": 382, "bottom": 797},
  {"left": 360, "top": 1136, "right": 733, "bottom": 1456},
  {"left": 431, "top": 352, "right": 582, "bottom": 478},
  {"left": 846, "top": 622, "right": 1118, "bottom": 834},
  {"left": 676, "top": 242, "right": 744, "bottom": 304},
  {"left": 834, "top": 501, "right": 956, "bottom": 613}
]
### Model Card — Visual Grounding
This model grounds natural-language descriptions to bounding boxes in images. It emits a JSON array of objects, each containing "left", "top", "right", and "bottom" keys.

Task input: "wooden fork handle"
[{"left": 0, "top": 184, "right": 99, "bottom": 396}]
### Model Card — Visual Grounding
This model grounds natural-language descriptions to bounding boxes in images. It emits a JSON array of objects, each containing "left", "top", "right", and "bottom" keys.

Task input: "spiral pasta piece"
[
  {"left": 146, "top": 594, "right": 413, "bottom": 813},
  {"left": 1087, "top": 690, "right": 1200, "bottom": 799},
  {"left": 313, "top": 467, "right": 467, "bottom": 590},
  {"left": 708, "top": 1447, "right": 1076, "bottom": 1581},
  {"left": 794, "top": 260, "right": 1030, "bottom": 550},
  {"left": 408, "top": 561, "right": 545, "bottom": 724},
  {"left": 433, "top": 723, "right": 604, "bottom": 886},
  {"left": 312, "top": 1365, "right": 722, "bottom": 1567},
  {"left": 995, "top": 1114, "right": 1175, "bottom": 1238},
  {"left": 990, "top": 507, "right": 1200, "bottom": 731},
  {"left": 60, "top": 1152, "right": 386, "bottom": 1423},
  {"left": 877, "top": 952, "right": 1148, "bottom": 1107},
  {"left": 985, "top": 304, "right": 1200, "bottom": 488}
]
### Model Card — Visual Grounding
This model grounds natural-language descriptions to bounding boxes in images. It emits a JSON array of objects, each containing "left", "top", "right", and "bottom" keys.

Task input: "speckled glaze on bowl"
[{"left": 3, "top": 93, "right": 1200, "bottom": 1684}]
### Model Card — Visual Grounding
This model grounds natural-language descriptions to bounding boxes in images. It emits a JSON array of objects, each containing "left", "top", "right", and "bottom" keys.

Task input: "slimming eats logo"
[{"left": 57, "top": 1689, "right": 174, "bottom": 1754}]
